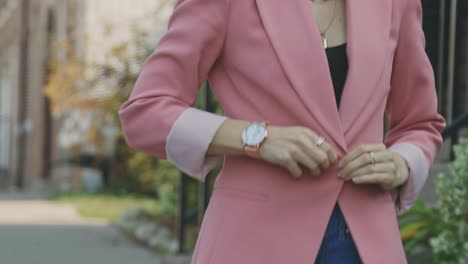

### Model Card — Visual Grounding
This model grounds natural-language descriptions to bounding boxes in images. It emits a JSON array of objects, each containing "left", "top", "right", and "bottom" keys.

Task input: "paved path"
[
  {"left": 0, "top": 190, "right": 164, "bottom": 264},
  {"left": 0, "top": 225, "right": 160, "bottom": 264}
]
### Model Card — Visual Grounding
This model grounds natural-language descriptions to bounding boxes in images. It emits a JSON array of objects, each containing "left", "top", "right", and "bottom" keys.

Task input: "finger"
[
  {"left": 311, "top": 147, "right": 331, "bottom": 170},
  {"left": 318, "top": 141, "right": 338, "bottom": 164},
  {"left": 341, "top": 150, "right": 393, "bottom": 180},
  {"left": 303, "top": 129, "right": 338, "bottom": 163},
  {"left": 339, "top": 151, "right": 373, "bottom": 180},
  {"left": 338, "top": 145, "right": 393, "bottom": 179},
  {"left": 376, "top": 143, "right": 388, "bottom": 151},
  {"left": 295, "top": 133, "right": 331, "bottom": 170},
  {"left": 379, "top": 151, "right": 395, "bottom": 162},
  {"left": 351, "top": 172, "right": 394, "bottom": 187},
  {"left": 284, "top": 159, "right": 303, "bottom": 179},
  {"left": 290, "top": 146, "right": 321, "bottom": 176},
  {"left": 338, "top": 143, "right": 386, "bottom": 169},
  {"left": 344, "top": 162, "right": 396, "bottom": 181}
]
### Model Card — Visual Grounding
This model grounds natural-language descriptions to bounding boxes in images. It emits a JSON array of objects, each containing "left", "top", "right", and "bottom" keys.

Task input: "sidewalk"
[{"left": 0, "top": 190, "right": 166, "bottom": 264}]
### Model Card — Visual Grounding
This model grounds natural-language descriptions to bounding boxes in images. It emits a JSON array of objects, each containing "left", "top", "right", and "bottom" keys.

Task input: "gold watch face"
[{"left": 242, "top": 123, "right": 267, "bottom": 146}]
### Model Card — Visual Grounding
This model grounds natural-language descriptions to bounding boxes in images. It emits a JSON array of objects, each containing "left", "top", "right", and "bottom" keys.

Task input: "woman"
[{"left": 118, "top": 0, "right": 446, "bottom": 262}]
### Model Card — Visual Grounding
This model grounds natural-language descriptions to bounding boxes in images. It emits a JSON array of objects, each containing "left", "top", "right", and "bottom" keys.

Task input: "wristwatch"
[{"left": 241, "top": 120, "right": 271, "bottom": 159}]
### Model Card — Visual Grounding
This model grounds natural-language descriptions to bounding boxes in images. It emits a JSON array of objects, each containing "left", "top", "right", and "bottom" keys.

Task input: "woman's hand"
[
  {"left": 257, "top": 126, "right": 338, "bottom": 179},
  {"left": 337, "top": 143, "right": 410, "bottom": 191}
]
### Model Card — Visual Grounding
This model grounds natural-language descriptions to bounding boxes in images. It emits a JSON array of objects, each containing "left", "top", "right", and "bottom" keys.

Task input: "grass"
[{"left": 48, "top": 191, "right": 163, "bottom": 223}]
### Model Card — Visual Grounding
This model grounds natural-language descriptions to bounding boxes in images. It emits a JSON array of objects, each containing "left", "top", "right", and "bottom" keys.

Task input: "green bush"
[
  {"left": 100, "top": 28, "right": 225, "bottom": 220},
  {"left": 429, "top": 138, "right": 468, "bottom": 263},
  {"left": 399, "top": 199, "right": 440, "bottom": 253},
  {"left": 399, "top": 138, "right": 468, "bottom": 263}
]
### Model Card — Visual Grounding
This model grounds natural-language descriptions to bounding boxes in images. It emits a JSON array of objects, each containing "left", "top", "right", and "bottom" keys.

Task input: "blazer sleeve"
[
  {"left": 118, "top": 0, "right": 230, "bottom": 182},
  {"left": 384, "top": 0, "right": 446, "bottom": 215}
]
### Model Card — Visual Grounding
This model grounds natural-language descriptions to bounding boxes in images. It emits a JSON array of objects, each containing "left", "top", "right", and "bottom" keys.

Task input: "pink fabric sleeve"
[
  {"left": 117, "top": 0, "right": 229, "bottom": 181},
  {"left": 388, "top": 143, "right": 429, "bottom": 214},
  {"left": 383, "top": 0, "right": 446, "bottom": 215},
  {"left": 166, "top": 107, "right": 228, "bottom": 182}
]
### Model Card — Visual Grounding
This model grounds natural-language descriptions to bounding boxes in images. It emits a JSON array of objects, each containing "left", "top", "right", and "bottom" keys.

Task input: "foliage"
[
  {"left": 399, "top": 200, "right": 441, "bottom": 253},
  {"left": 97, "top": 28, "right": 166, "bottom": 186},
  {"left": 43, "top": 50, "right": 89, "bottom": 113},
  {"left": 429, "top": 138, "right": 468, "bottom": 263},
  {"left": 49, "top": 190, "right": 163, "bottom": 223},
  {"left": 43, "top": 3, "right": 225, "bottom": 235},
  {"left": 398, "top": 138, "right": 468, "bottom": 263}
]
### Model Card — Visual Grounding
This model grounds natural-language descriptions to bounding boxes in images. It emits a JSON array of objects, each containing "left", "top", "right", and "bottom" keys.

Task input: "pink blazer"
[{"left": 119, "top": 0, "right": 446, "bottom": 263}]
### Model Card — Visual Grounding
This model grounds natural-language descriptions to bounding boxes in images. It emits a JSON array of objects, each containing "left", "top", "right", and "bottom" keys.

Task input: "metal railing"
[{"left": 177, "top": 81, "right": 216, "bottom": 253}]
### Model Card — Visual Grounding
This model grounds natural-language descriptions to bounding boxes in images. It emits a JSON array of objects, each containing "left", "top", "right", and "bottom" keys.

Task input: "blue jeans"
[{"left": 315, "top": 204, "right": 362, "bottom": 264}]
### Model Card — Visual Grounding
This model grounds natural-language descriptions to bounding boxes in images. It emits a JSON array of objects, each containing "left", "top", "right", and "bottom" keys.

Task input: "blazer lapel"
[
  {"left": 339, "top": 0, "right": 392, "bottom": 137},
  {"left": 256, "top": 0, "right": 347, "bottom": 152},
  {"left": 255, "top": 0, "right": 392, "bottom": 153}
]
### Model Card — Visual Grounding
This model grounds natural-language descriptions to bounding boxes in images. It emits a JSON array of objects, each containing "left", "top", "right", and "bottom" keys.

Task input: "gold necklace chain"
[{"left": 312, "top": 0, "right": 339, "bottom": 48}]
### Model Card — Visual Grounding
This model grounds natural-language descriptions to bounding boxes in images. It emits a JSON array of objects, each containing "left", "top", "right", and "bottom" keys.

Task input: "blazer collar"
[{"left": 255, "top": 0, "right": 392, "bottom": 153}]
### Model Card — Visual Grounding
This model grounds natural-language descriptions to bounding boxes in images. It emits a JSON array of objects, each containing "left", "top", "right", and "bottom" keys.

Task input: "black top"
[{"left": 325, "top": 43, "right": 349, "bottom": 110}]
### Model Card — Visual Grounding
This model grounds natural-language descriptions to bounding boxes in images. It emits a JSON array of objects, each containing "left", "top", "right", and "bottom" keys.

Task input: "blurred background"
[{"left": 0, "top": 0, "right": 466, "bottom": 263}]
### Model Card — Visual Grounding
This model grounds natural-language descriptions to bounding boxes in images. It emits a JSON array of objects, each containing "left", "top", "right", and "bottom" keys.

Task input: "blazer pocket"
[{"left": 213, "top": 185, "right": 270, "bottom": 203}]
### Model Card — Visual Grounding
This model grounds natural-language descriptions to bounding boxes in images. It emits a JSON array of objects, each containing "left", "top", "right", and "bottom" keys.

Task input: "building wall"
[
  {"left": 80, "top": 0, "right": 172, "bottom": 66},
  {"left": 0, "top": 0, "right": 173, "bottom": 190},
  {"left": 0, "top": 0, "right": 70, "bottom": 189},
  {"left": 0, "top": 45, "right": 19, "bottom": 183},
  {"left": 0, "top": 0, "right": 21, "bottom": 186}
]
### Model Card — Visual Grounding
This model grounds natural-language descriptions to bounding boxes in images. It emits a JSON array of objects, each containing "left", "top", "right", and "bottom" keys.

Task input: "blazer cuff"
[
  {"left": 166, "top": 107, "right": 228, "bottom": 182},
  {"left": 387, "top": 142, "right": 430, "bottom": 215}
]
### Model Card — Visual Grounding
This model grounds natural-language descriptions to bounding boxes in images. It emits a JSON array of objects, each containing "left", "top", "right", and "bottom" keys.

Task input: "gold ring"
[
  {"left": 369, "top": 151, "right": 376, "bottom": 164},
  {"left": 315, "top": 136, "right": 325, "bottom": 148}
]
